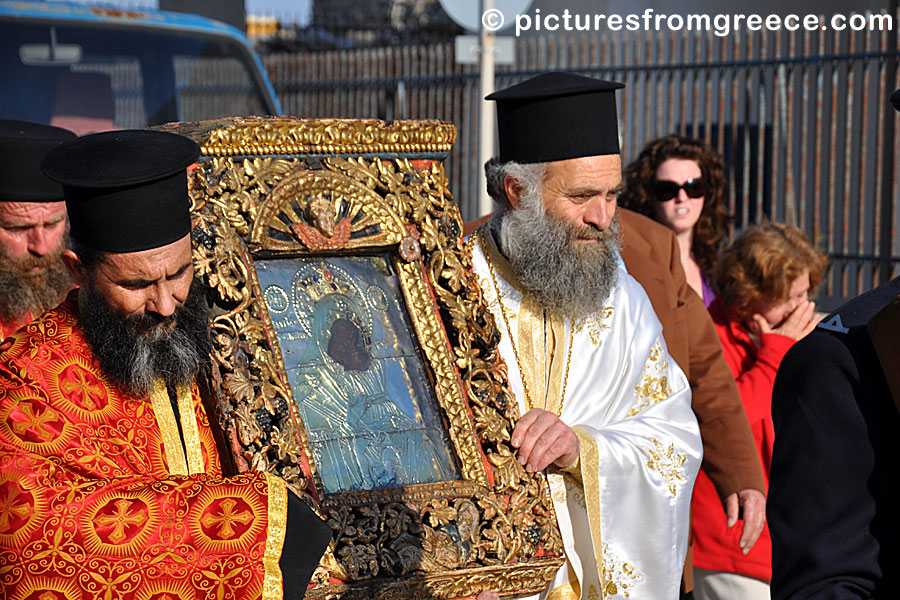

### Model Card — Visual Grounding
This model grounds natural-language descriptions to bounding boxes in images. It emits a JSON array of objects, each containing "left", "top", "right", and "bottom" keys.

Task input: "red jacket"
[{"left": 690, "top": 297, "right": 796, "bottom": 581}]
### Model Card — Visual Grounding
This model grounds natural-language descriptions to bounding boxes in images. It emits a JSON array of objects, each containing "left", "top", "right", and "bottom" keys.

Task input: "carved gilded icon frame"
[{"left": 165, "top": 117, "right": 564, "bottom": 599}]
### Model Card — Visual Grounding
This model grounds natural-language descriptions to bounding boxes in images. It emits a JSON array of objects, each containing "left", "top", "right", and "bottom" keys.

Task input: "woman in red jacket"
[{"left": 692, "top": 223, "right": 827, "bottom": 600}]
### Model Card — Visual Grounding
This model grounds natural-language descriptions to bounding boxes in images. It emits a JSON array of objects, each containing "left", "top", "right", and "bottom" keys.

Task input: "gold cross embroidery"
[
  {"left": 12, "top": 402, "right": 60, "bottom": 443},
  {"left": 93, "top": 499, "right": 149, "bottom": 544},
  {"left": 59, "top": 366, "right": 104, "bottom": 410},
  {"left": 200, "top": 498, "right": 253, "bottom": 539},
  {"left": 0, "top": 484, "right": 32, "bottom": 530}
]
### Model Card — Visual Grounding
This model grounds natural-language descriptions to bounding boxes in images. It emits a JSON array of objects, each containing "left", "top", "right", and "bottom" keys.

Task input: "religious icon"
[
  {"left": 171, "top": 117, "right": 564, "bottom": 599},
  {"left": 257, "top": 256, "right": 458, "bottom": 494}
]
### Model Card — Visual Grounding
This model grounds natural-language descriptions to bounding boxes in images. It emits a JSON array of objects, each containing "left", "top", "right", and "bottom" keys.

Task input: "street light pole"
[{"left": 477, "top": 0, "right": 496, "bottom": 218}]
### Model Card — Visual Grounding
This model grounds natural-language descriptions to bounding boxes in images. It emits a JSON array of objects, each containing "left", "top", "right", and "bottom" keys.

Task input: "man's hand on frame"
[{"left": 511, "top": 408, "right": 580, "bottom": 473}]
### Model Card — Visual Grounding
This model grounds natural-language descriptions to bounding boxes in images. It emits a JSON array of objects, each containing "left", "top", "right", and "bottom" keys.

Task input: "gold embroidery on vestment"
[
  {"left": 517, "top": 294, "right": 544, "bottom": 411},
  {"left": 132, "top": 580, "right": 197, "bottom": 599},
  {"left": 601, "top": 544, "right": 645, "bottom": 597},
  {"left": 150, "top": 379, "right": 188, "bottom": 476},
  {"left": 563, "top": 473, "right": 586, "bottom": 509},
  {"left": 47, "top": 355, "right": 117, "bottom": 423},
  {"left": 627, "top": 340, "right": 671, "bottom": 417},
  {"left": 0, "top": 474, "right": 45, "bottom": 546},
  {"left": 178, "top": 382, "right": 206, "bottom": 475},
  {"left": 474, "top": 271, "right": 503, "bottom": 315},
  {"left": 646, "top": 437, "right": 688, "bottom": 497},
  {"left": 80, "top": 490, "right": 160, "bottom": 557},
  {"left": 573, "top": 426, "right": 606, "bottom": 599},
  {"left": 516, "top": 296, "right": 569, "bottom": 415},
  {"left": 262, "top": 472, "right": 288, "bottom": 600},
  {"left": 549, "top": 472, "right": 567, "bottom": 505},
  {"left": 543, "top": 311, "right": 568, "bottom": 417},
  {"left": 573, "top": 307, "right": 614, "bottom": 345},
  {"left": 0, "top": 393, "right": 75, "bottom": 455},
  {"left": 11, "top": 576, "right": 82, "bottom": 599},
  {"left": 547, "top": 581, "right": 581, "bottom": 600}
]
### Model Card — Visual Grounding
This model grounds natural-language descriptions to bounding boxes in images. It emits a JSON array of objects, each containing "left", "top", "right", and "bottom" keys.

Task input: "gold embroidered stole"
[
  {"left": 149, "top": 379, "right": 206, "bottom": 476},
  {"left": 262, "top": 471, "right": 289, "bottom": 599},
  {"left": 518, "top": 297, "right": 568, "bottom": 414}
]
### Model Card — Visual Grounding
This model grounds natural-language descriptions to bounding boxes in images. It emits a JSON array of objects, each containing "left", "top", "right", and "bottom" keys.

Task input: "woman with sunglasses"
[{"left": 620, "top": 134, "right": 730, "bottom": 306}]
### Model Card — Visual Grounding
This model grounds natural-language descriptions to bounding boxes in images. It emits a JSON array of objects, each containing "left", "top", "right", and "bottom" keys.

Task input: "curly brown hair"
[
  {"left": 715, "top": 223, "right": 828, "bottom": 322},
  {"left": 619, "top": 135, "right": 731, "bottom": 277}
]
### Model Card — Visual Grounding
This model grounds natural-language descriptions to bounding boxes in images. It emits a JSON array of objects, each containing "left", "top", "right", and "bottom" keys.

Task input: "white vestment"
[{"left": 469, "top": 228, "right": 702, "bottom": 600}]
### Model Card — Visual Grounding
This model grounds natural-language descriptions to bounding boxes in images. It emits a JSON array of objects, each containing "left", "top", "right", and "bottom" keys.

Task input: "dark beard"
[
  {"left": 0, "top": 239, "right": 71, "bottom": 323},
  {"left": 80, "top": 279, "right": 212, "bottom": 396},
  {"left": 497, "top": 190, "right": 620, "bottom": 319}
]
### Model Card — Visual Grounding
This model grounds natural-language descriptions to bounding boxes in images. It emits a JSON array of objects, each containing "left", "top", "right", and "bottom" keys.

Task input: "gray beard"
[
  {"left": 0, "top": 243, "right": 71, "bottom": 324},
  {"left": 79, "top": 279, "right": 211, "bottom": 396},
  {"left": 496, "top": 193, "right": 620, "bottom": 319}
]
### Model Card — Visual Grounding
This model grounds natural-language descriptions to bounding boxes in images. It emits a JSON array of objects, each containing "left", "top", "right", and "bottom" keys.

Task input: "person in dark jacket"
[{"left": 767, "top": 88, "right": 900, "bottom": 600}]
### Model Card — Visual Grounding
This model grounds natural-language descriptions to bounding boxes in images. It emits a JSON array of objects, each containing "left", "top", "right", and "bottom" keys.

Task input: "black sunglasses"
[{"left": 652, "top": 178, "right": 705, "bottom": 201}]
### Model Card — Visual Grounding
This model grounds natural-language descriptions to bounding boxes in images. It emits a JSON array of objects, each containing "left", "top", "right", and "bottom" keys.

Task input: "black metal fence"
[{"left": 262, "top": 17, "right": 900, "bottom": 309}]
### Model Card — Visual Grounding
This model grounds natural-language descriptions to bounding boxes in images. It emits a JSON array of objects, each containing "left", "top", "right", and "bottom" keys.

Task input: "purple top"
[{"left": 701, "top": 272, "right": 716, "bottom": 307}]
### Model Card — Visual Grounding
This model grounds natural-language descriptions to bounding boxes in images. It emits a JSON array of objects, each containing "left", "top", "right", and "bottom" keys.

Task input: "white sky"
[{"left": 243, "top": 0, "right": 311, "bottom": 22}]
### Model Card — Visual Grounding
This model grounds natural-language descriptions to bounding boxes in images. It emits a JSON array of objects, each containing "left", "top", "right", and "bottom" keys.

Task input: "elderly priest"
[
  {"left": 0, "top": 119, "right": 75, "bottom": 339},
  {"left": 0, "top": 130, "right": 331, "bottom": 599},
  {"left": 470, "top": 73, "right": 702, "bottom": 599}
]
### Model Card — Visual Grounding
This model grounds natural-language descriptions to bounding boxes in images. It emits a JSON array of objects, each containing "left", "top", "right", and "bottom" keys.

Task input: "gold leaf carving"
[{"left": 165, "top": 117, "right": 456, "bottom": 156}]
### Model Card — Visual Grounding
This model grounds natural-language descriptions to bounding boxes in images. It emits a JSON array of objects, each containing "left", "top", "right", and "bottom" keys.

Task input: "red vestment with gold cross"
[{"left": 0, "top": 291, "right": 290, "bottom": 599}]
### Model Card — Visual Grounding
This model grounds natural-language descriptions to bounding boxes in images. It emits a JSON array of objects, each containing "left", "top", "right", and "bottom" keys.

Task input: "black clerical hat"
[
  {"left": 42, "top": 130, "right": 200, "bottom": 253},
  {"left": 0, "top": 120, "right": 76, "bottom": 202},
  {"left": 486, "top": 72, "right": 625, "bottom": 164}
]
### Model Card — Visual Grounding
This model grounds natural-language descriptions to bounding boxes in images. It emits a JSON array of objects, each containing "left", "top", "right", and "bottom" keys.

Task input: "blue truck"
[{"left": 1, "top": 0, "right": 281, "bottom": 134}]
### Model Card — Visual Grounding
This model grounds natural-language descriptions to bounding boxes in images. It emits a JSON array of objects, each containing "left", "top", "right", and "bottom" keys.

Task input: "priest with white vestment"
[{"left": 471, "top": 72, "right": 703, "bottom": 600}]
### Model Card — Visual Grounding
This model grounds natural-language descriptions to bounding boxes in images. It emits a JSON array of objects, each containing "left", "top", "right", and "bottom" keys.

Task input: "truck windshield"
[{"left": 1, "top": 21, "right": 276, "bottom": 134}]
